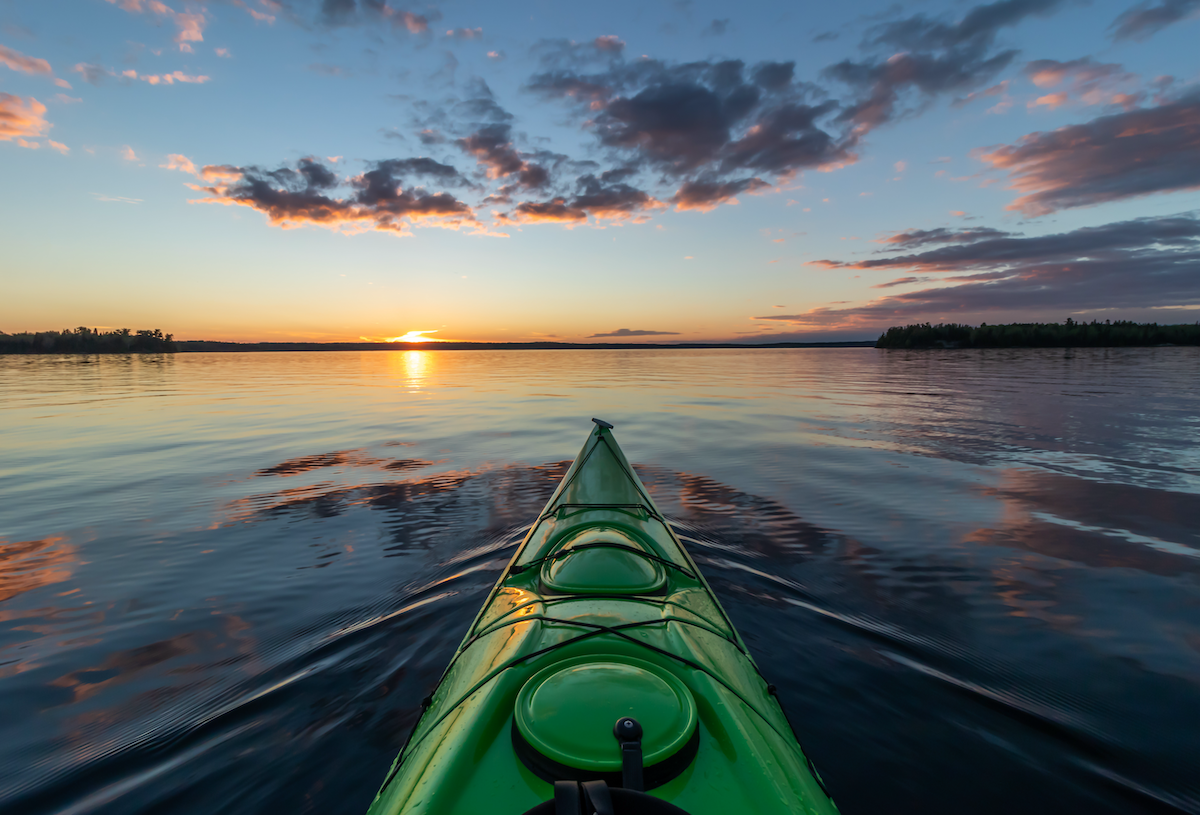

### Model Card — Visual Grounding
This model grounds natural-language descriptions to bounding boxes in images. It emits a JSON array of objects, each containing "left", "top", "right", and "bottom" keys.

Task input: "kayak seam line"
[
  {"left": 464, "top": 595, "right": 669, "bottom": 640},
  {"left": 465, "top": 614, "right": 749, "bottom": 659},
  {"left": 465, "top": 594, "right": 734, "bottom": 640}
]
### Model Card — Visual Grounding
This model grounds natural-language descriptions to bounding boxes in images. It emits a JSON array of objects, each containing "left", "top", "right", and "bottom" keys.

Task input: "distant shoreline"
[{"left": 174, "top": 340, "right": 879, "bottom": 352}]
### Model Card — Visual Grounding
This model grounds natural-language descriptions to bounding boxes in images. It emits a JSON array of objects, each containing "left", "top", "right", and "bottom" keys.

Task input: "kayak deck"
[{"left": 366, "top": 423, "right": 838, "bottom": 815}]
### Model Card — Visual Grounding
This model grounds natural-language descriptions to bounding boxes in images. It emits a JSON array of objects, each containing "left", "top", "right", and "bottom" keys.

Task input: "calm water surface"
[{"left": 1, "top": 348, "right": 1199, "bottom": 815}]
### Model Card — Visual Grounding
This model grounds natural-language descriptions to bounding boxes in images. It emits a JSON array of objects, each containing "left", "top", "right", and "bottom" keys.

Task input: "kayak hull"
[{"left": 367, "top": 424, "right": 838, "bottom": 815}]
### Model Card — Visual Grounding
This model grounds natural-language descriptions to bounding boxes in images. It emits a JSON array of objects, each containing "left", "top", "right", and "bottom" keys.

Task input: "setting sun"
[{"left": 386, "top": 331, "right": 440, "bottom": 343}]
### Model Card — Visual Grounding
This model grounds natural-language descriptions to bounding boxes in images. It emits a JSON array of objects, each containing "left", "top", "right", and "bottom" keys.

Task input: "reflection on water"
[{"left": 1, "top": 348, "right": 1199, "bottom": 815}]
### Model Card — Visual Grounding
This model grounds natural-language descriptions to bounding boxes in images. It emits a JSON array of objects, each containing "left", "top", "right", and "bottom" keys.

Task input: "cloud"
[
  {"left": 1110, "top": 0, "right": 1200, "bottom": 40},
  {"left": 825, "top": 0, "right": 1068, "bottom": 136},
  {"left": 760, "top": 212, "right": 1200, "bottom": 329},
  {"left": 978, "top": 88, "right": 1200, "bottom": 215},
  {"left": 587, "top": 328, "right": 681, "bottom": 338},
  {"left": 1029, "top": 91, "right": 1069, "bottom": 109},
  {"left": 817, "top": 213, "right": 1200, "bottom": 272},
  {"left": 1023, "top": 58, "right": 1139, "bottom": 109},
  {"left": 812, "top": 31, "right": 839, "bottom": 43},
  {"left": 457, "top": 124, "right": 551, "bottom": 189},
  {"left": 103, "top": 0, "right": 207, "bottom": 53},
  {"left": 877, "top": 226, "right": 1012, "bottom": 247},
  {"left": 445, "top": 27, "right": 483, "bottom": 40},
  {"left": 122, "top": 69, "right": 210, "bottom": 84},
  {"left": 316, "top": 0, "right": 437, "bottom": 34},
  {"left": 527, "top": 57, "right": 854, "bottom": 195},
  {"left": 308, "top": 62, "right": 351, "bottom": 77},
  {"left": 232, "top": 0, "right": 275, "bottom": 23},
  {"left": 499, "top": 174, "right": 664, "bottom": 225},
  {"left": 73, "top": 63, "right": 109, "bottom": 86},
  {"left": 0, "top": 44, "right": 52, "bottom": 75},
  {"left": 215, "top": 47, "right": 232, "bottom": 58},
  {"left": 121, "top": 145, "right": 140, "bottom": 161},
  {"left": 48, "top": 140, "right": 69, "bottom": 154},
  {"left": 0, "top": 93, "right": 50, "bottom": 142},
  {"left": 160, "top": 153, "right": 196, "bottom": 174},
  {"left": 530, "top": 36, "right": 627, "bottom": 69},
  {"left": 671, "top": 176, "right": 770, "bottom": 211},
  {"left": 188, "top": 156, "right": 482, "bottom": 235},
  {"left": 702, "top": 18, "right": 730, "bottom": 36}
]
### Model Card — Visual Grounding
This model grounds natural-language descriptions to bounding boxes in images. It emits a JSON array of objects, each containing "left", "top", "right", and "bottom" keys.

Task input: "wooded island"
[
  {"left": 876, "top": 320, "right": 1200, "bottom": 349},
  {"left": 0, "top": 327, "right": 177, "bottom": 354}
]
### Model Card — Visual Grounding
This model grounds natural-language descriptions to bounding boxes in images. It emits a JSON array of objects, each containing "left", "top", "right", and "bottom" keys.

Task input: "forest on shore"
[
  {"left": 0, "top": 327, "right": 177, "bottom": 354},
  {"left": 876, "top": 320, "right": 1200, "bottom": 349}
]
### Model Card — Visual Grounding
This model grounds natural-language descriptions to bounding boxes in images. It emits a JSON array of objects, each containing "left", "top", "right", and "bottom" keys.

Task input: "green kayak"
[{"left": 367, "top": 420, "right": 839, "bottom": 815}]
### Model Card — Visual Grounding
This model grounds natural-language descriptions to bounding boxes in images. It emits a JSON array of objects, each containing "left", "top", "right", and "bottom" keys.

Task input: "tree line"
[
  {"left": 876, "top": 320, "right": 1200, "bottom": 349},
  {"left": 0, "top": 327, "right": 177, "bottom": 354}
]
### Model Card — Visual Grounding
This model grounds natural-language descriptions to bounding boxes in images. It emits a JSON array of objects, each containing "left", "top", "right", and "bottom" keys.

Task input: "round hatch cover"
[
  {"left": 514, "top": 655, "right": 698, "bottom": 787},
  {"left": 540, "top": 528, "right": 666, "bottom": 595}
]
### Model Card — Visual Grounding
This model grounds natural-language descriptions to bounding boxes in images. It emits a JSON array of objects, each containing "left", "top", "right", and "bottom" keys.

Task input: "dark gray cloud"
[
  {"left": 530, "top": 36, "right": 626, "bottom": 68},
  {"left": 979, "top": 88, "right": 1200, "bottom": 215},
  {"left": 825, "top": 0, "right": 1066, "bottom": 135},
  {"left": 457, "top": 123, "right": 552, "bottom": 190},
  {"left": 363, "top": 157, "right": 472, "bottom": 187},
  {"left": 759, "top": 213, "right": 1200, "bottom": 328},
  {"left": 71, "top": 62, "right": 108, "bottom": 86},
  {"left": 191, "top": 156, "right": 476, "bottom": 233},
  {"left": 587, "top": 328, "right": 681, "bottom": 338},
  {"left": 702, "top": 19, "right": 730, "bottom": 36},
  {"left": 498, "top": 174, "right": 661, "bottom": 224},
  {"left": 812, "top": 31, "right": 839, "bottom": 43},
  {"left": 1110, "top": 0, "right": 1200, "bottom": 40},
  {"left": 528, "top": 58, "right": 853, "bottom": 182},
  {"left": 866, "top": 0, "right": 1064, "bottom": 50},
  {"left": 818, "top": 213, "right": 1200, "bottom": 271},
  {"left": 878, "top": 226, "right": 1013, "bottom": 248},
  {"left": 309, "top": 0, "right": 439, "bottom": 33},
  {"left": 671, "top": 176, "right": 769, "bottom": 211}
]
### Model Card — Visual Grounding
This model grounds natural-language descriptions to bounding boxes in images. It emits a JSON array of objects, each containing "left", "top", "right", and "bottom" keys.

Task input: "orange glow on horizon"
[{"left": 386, "top": 330, "right": 441, "bottom": 343}]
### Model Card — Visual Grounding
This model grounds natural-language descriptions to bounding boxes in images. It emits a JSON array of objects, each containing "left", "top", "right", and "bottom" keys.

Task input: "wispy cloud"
[
  {"left": 1, "top": 44, "right": 72, "bottom": 87},
  {"left": 160, "top": 153, "right": 196, "bottom": 174},
  {"left": 1023, "top": 58, "right": 1139, "bottom": 110},
  {"left": 769, "top": 213, "right": 1200, "bottom": 329},
  {"left": 824, "top": 0, "right": 1068, "bottom": 136},
  {"left": 121, "top": 69, "right": 210, "bottom": 85},
  {"left": 103, "top": 0, "right": 207, "bottom": 53},
  {"left": 1110, "top": 0, "right": 1200, "bottom": 40},
  {"left": 978, "top": 88, "right": 1200, "bottom": 215},
  {"left": 587, "top": 328, "right": 681, "bottom": 338}
]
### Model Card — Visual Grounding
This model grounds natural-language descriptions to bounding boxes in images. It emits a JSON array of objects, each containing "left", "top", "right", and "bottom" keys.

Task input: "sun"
[{"left": 385, "top": 330, "right": 439, "bottom": 343}]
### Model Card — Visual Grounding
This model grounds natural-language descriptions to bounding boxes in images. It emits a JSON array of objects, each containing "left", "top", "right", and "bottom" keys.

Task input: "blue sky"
[{"left": 2, "top": 0, "right": 1198, "bottom": 342}]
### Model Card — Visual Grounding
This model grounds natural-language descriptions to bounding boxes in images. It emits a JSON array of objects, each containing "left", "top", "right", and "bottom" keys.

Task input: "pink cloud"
[
  {"left": 1030, "top": 92, "right": 1069, "bottom": 109},
  {"left": 104, "top": 0, "right": 206, "bottom": 53},
  {"left": 160, "top": 153, "right": 196, "bottom": 174},
  {"left": 0, "top": 44, "right": 52, "bottom": 75},
  {"left": 0, "top": 93, "right": 50, "bottom": 142},
  {"left": 980, "top": 89, "right": 1200, "bottom": 215},
  {"left": 124, "top": 69, "right": 210, "bottom": 85}
]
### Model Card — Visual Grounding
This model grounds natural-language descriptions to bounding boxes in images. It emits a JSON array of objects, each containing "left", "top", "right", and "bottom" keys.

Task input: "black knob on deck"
[
  {"left": 613, "top": 717, "right": 644, "bottom": 791},
  {"left": 614, "top": 717, "right": 642, "bottom": 740}
]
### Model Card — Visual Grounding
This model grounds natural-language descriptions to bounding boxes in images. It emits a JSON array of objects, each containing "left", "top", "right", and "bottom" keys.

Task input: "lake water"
[{"left": 1, "top": 348, "right": 1198, "bottom": 815}]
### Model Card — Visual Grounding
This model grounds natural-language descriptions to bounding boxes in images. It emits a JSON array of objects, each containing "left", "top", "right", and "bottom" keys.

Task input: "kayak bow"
[{"left": 367, "top": 420, "right": 839, "bottom": 814}]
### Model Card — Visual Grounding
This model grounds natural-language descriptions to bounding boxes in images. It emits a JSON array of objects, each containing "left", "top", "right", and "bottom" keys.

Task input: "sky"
[{"left": 1, "top": 0, "right": 1198, "bottom": 343}]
